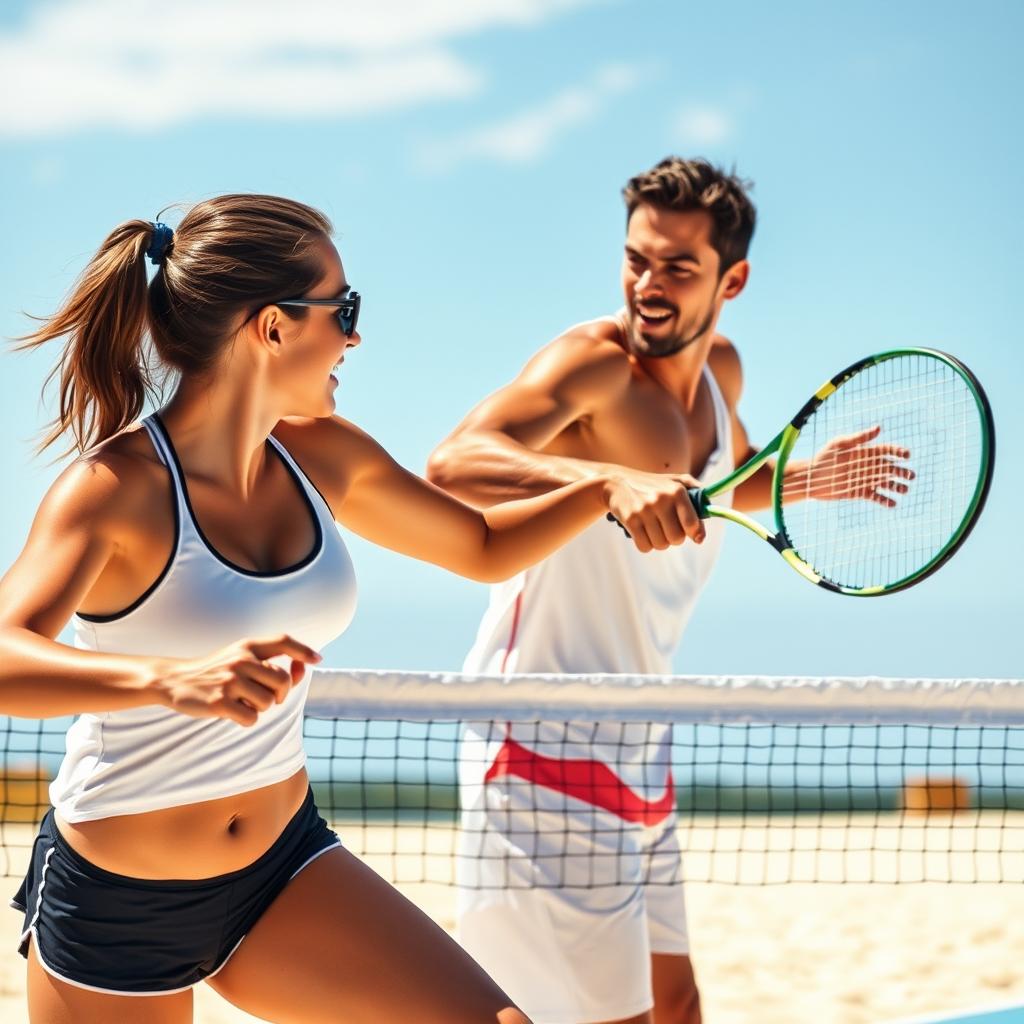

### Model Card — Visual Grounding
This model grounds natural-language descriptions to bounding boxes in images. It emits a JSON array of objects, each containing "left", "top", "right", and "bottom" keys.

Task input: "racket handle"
[
  {"left": 606, "top": 487, "right": 710, "bottom": 538},
  {"left": 687, "top": 487, "right": 711, "bottom": 519}
]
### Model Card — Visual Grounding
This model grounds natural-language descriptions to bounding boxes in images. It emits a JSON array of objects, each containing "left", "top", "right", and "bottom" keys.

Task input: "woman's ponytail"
[
  {"left": 16, "top": 194, "right": 333, "bottom": 458},
  {"left": 17, "top": 220, "right": 158, "bottom": 456}
]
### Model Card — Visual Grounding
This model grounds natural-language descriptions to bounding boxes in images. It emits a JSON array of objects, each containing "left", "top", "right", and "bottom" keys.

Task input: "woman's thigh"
[
  {"left": 27, "top": 941, "right": 193, "bottom": 1024},
  {"left": 207, "top": 846, "right": 529, "bottom": 1024}
]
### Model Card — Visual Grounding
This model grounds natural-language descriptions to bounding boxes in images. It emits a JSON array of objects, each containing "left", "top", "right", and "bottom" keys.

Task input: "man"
[{"left": 427, "top": 157, "right": 760, "bottom": 1024}]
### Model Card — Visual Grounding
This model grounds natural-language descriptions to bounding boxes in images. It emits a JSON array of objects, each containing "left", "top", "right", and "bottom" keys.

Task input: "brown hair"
[
  {"left": 17, "top": 194, "right": 333, "bottom": 455},
  {"left": 622, "top": 157, "right": 756, "bottom": 274}
]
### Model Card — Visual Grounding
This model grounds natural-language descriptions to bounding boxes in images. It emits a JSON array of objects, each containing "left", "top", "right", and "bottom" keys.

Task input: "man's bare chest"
[{"left": 550, "top": 374, "right": 722, "bottom": 477}]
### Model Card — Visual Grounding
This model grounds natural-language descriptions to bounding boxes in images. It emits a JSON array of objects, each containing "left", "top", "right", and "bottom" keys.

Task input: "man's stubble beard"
[{"left": 629, "top": 302, "right": 717, "bottom": 359}]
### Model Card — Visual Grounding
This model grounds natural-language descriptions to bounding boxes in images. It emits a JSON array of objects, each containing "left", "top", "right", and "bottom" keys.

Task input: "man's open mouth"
[{"left": 635, "top": 303, "right": 675, "bottom": 327}]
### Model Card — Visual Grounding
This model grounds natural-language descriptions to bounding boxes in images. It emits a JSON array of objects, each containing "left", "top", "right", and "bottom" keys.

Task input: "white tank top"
[
  {"left": 50, "top": 414, "right": 357, "bottom": 822},
  {"left": 461, "top": 360, "right": 733, "bottom": 825}
]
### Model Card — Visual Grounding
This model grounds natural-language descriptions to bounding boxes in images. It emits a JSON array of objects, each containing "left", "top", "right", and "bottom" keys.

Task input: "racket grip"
[
  {"left": 687, "top": 487, "right": 711, "bottom": 519},
  {"left": 606, "top": 487, "right": 709, "bottom": 538}
]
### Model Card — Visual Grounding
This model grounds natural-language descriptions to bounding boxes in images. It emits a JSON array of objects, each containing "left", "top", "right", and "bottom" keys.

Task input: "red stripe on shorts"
[{"left": 484, "top": 735, "right": 675, "bottom": 826}]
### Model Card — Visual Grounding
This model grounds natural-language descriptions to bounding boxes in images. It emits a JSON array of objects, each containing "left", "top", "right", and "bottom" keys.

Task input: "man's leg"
[
  {"left": 642, "top": 814, "right": 700, "bottom": 1024},
  {"left": 651, "top": 954, "right": 701, "bottom": 1024}
]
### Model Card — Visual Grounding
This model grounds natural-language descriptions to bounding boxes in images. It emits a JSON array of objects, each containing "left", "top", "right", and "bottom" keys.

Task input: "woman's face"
[{"left": 269, "top": 238, "right": 362, "bottom": 418}]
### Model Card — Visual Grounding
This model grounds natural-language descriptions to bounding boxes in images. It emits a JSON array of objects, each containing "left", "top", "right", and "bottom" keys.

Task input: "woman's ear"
[{"left": 249, "top": 304, "right": 286, "bottom": 355}]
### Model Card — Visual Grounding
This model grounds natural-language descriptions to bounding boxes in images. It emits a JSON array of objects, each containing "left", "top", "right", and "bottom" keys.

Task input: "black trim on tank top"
[
  {"left": 151, "top": 413, "right": 324, "bottom": 579},
  {"left": 268, "top": 433, "right": 337, "bottom": 520},
  {"left": 76, "top": 421, "right": 183, "bottom": 623}
]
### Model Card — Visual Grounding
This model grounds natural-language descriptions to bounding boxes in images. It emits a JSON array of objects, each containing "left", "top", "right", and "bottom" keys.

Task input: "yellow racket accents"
[
  {"left": 686, "top": 348, "right": 994, "bottom": 596},
  {"left": 779, "top": 548, "right": 822, "bottom": 584}
]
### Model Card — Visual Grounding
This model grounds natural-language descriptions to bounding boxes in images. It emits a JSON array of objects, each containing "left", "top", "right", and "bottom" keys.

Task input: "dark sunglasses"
[{"left": 276, "top": 291, "right": 361, "bottom": 337}]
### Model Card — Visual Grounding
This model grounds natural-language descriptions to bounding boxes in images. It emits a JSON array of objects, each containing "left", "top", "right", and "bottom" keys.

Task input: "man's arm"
[
  {"left": 705, "top": 338, "right": 774, "bottom": 513},
  {"left": 427, "top": 327, "right": 634, "bottom": 509}
]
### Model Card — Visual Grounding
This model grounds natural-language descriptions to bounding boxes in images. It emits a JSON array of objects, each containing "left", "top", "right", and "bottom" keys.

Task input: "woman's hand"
[
  {"left": 602, "top": 471, "right": 706, "bottom": 553},
  {"left": 150, "top": 634, "right": 322, "bottom": 726}
]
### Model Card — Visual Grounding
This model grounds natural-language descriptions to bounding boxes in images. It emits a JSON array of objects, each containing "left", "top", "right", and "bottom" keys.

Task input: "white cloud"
[
  {"left": 0, "top": 0, "right": 605, "bottom": 138},
  {"left": 419, "top": 62, "right": 641, "bottom": 171},
  {"left": 673, "top": 104, "right": 734, "bottom": 147}
]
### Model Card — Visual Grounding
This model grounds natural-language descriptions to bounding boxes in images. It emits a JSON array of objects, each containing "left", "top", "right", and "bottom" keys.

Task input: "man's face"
[{"left": 621, "top": 204, "right": 742, "bottom": 359}]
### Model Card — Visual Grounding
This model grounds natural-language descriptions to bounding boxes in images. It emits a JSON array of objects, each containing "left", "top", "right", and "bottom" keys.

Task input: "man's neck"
[{"left": 615, "top": 314, "right": 714, "bottom": 410}]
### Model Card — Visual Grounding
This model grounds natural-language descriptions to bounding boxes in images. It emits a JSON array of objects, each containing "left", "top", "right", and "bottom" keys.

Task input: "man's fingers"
[
  {"left": 674, "top": 494, "right": 705, "bottom": 543},
  {"left": 837, "top": 425, "right": 882, "bottom": 447},
  {"left": 868, "top": 443, "right": 911, "bottom": 459},
  {"left": 879, "top": 480, "right": 910, "bottom": 495}
]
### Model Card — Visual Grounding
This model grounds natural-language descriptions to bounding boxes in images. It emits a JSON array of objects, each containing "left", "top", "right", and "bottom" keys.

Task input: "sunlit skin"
[
  {"left": 427, "top": 203, "right": 913, "bottom": 1024},
  {"left": 3, "top": 229, "right": 720, "bottom": 1022}
]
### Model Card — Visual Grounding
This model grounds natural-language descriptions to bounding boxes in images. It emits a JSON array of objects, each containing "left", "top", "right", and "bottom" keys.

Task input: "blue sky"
[{"left": 0, "top": 0, "right": 1020, "bottom": 682}]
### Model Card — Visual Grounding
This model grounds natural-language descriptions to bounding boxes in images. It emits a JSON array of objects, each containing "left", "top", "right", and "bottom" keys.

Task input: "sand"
[{"left": 0, "top": 819, "right": 1022, "bottom": 1023}]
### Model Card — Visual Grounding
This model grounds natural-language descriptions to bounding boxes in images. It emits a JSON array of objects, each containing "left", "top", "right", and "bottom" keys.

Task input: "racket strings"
[
  {"left": 779, "top": 354, "right": 985, "bottom": 589},
  {"left": 778, "top": 390, "right": 979, "bottom": 499},
  {"left": 797, "top": 370, "right": 977, "bottom": 584}
]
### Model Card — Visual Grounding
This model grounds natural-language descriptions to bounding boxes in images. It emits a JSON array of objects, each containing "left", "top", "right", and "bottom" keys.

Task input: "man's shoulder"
[{"left": 524, "top": 315, "right": 633, "bottom": 393}]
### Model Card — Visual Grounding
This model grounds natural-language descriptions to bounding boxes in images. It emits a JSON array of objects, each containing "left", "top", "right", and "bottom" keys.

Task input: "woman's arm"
[
  {"left": 280, "top": 417, "right": 704, "bottom": 575},
  {"left": 0, "top": 457, "right": 318, "bottom": 722},
  {"left": 0, "top": 457, "right": 162, "bottom": 717}
]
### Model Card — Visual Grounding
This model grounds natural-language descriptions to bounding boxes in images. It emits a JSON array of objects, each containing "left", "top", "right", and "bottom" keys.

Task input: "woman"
[{"left": 0, "top": 195, "right": 700, "bottom": 1024}]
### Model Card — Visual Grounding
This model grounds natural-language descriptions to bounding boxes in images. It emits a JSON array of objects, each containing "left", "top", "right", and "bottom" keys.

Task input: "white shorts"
[{"left": 456, "top": 785, "right": 689, "bottom": 1024}]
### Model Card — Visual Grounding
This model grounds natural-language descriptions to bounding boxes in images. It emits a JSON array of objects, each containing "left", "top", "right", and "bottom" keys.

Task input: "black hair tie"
[{"left": 146, "top": 222, "right": 174, "bottom": 266}]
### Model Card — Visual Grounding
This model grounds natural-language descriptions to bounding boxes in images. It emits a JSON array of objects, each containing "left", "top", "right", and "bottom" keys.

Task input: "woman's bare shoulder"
[
  {"left": 273, "top": 415, "right": 385, "bottom": 512},
  {"left": 39, "top": 424, "right": 170, "bottom": 538}
]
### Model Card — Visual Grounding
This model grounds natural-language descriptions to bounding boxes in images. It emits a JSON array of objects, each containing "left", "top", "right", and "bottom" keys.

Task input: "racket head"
[{"left": 771, "top": 348, "right": 995, "bottom": 595}]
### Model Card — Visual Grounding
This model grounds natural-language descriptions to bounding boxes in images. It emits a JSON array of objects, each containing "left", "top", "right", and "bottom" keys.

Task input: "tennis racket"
[{"left": 610, "top": 347, "right": 995, "bottom": 595}]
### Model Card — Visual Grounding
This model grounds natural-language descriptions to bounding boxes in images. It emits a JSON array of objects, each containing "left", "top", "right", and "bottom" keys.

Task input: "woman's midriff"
[{"left": 54, "top": 768, "right": 310, "bottom": 879}]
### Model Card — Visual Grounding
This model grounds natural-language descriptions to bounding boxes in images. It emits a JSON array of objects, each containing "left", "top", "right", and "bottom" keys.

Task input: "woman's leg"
[
  {"left": 27, "top": 941, "right": 193, "bottom": 1024},
  {"left": 207, "top": 847, "right": 530, "bottom": 1024}
]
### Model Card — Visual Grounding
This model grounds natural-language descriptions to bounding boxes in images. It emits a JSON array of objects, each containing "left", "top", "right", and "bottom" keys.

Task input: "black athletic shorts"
[{"left": 11, "top": 787, "right": 340, "bottom": 994}]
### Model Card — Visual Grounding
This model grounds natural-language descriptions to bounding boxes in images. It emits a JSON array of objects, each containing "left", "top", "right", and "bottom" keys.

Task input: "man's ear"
[{"left": 720, "top": 259, "right": 750, "bottom": 301}]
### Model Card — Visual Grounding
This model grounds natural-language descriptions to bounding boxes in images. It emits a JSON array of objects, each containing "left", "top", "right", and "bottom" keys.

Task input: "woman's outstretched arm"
[{"left": 278, "top": 416, "right": 703, "bottom": 581}]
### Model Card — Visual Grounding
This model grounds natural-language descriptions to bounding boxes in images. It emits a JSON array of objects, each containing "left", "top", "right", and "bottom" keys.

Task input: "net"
[{"left": 2, "top": 670, "right": 1022, "bottom": 885}]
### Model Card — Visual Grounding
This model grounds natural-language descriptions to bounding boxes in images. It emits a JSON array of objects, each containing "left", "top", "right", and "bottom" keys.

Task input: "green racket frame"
[{"left": 685, "top": 347, "right": 996, "bottom": 596}]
